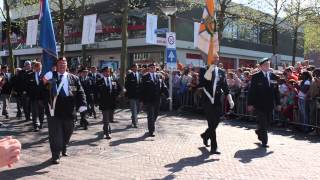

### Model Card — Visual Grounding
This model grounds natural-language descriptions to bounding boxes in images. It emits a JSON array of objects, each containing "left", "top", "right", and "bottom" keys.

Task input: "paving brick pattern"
[{"left": 0, "top": 108, "right": 320, "bottom": 180}]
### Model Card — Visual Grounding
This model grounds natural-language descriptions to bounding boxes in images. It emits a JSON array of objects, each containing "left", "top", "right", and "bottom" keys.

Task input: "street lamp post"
[{"left": 161, "top": 6, "right": 177, "bottom": 112}]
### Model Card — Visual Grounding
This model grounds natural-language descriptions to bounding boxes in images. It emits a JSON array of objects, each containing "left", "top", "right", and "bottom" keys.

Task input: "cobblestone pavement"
[{"left": 0, "top": 107, "right": 320, "bottom": 180}]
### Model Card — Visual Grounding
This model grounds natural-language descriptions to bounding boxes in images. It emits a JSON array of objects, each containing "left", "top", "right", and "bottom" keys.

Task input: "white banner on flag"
[
  {"left": 82, "top": 14, "right": 97, "bottom": 45},
  {"left": 146, "top": 13, "right": 158, "bottom": 44},
  {"left": 194, "top": 22, "right": 200, "bottom": 48},
  {"left": 26, "top": 19, "right": 38, "bottom": 46}
]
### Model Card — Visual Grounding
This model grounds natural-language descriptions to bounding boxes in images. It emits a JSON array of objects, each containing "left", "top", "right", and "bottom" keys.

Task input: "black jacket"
[
  {"left": 97, "top": 77, "right": 122, "bottom": 110},
  {"left": 199, "top": 67, "right": 230, "bottom": 105},
  {"left": 50, "top": 72, "right": 87, "bottom": 119},
  {"left": 80, "top": 76, "right": 94, "bottom": 103},
  {"left": 248, "top": 71, "right": 280, "bottom": 112},
  {"left": 141, "top": 72, "right": 168, "bottom": 104},
  {"left": 0, "top": 73, "right": 12, "bottom": 95},
  {"left": 27, "top": 72, "right": 47, "bottom": 101},
  {"left": 125, "top": 71, "right": 142, "bottom": 99}
]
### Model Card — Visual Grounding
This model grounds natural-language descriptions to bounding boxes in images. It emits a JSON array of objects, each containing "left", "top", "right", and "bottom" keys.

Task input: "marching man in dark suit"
[
  {"left": 199, "top": 54, "right": 234, "bottom": 155},
  {"left": 88, "top": 66, "right": 102, "bottom": 118},
  {"left": 141, "top": 63, "right": 168, "bottom": 137},
  {"left": 248, "top": 58, "right": 281, "bottom": 148},
  {"left": 97, "top": 66, "right": 122, "bottom": 139},
  {"left": 27, "top": 62, "right": 46, "bottom": 132},
  {"left": 43, "top": 57, "right": 87, "bottom": 164},
  {"left": 125, "top": 64, "right": 142, "bottom": 128},
  {"left": 79, "top": 68, "right": 93, "bottom": 130}
]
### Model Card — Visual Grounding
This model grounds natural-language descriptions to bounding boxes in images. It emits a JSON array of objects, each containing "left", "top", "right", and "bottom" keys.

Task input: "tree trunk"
[
  {"left": 4, "top": 0, "right": 14, "bottom": 74},
  {"left": 59, "top": 0, "right": 65, "bottom": 57},
  {"left": 291, "top": 27, "right": 298, "bottom": 66},
  {"left": 120, "top": 0, "right": 129, "bottom": 86},
  {"left": 80, "top": 0, "right": 87, "bottom": 67}
]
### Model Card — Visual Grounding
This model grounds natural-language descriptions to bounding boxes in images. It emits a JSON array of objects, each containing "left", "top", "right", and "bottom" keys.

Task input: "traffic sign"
[
  {"left": 166, "top": 48, "right": 177, "bottom": 70},
  {"left": 166, "top": 32, "right": 176, "bottom": 49},
  {"left": 154, "top": 28, "right": 169, "bottom": 34}
]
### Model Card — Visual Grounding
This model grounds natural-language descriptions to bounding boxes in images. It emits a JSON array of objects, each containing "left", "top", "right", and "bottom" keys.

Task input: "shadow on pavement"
[
  {"left": 224, "top": 119, "right": 320, "bottom": 143},
  {"left": 110, "top": 133, "right": 150, "bottom": 147},
  {"left": 234, "top": 144, "right": 274, "bottom": 163},
  {"left": 162, "top": 147, "right": 219, "bottom": 180},
  {"left": 0, "top": 159, "right": 52, "bottom": 180},
  {"left": 22, "top": 136, "right": 49, "bottom": 150},
  {"left": 70, "top": 131, "right": 104, "bottom": 147}
]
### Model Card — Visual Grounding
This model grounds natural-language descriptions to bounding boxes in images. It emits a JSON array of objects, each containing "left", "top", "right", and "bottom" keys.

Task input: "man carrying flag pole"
[
  {"left": 197, "top": 0, "right": 234, "bottom": 155},
  {"left": 40, "top": 0, "right": 87, "bottom": 164}
]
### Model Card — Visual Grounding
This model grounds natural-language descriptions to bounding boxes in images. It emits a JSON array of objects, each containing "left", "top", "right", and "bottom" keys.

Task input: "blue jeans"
[
  {"left": 298, "top": 98, "right": 309, "bottom": 131},
  {"left": 130, "top": 99, "right": 140, "bottom": 125}
]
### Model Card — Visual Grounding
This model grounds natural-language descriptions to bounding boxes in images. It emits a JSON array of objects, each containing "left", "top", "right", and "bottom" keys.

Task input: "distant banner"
[
  {"left": 82, "top": 14, "right": 97, "bottom": 45},
  {"left": 194, "top": 22, "right": 200, "bottom": 48},
  {"left": 26, "top": 19, "right": 38, "bottom": 46},
  {"left": 146, "top": 13, "right": 158, "bottom": 44}
]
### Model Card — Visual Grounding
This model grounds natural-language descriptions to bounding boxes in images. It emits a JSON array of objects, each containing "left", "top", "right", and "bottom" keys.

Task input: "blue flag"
[{"left": 39, "top": 0, "right": 57, "bottom": 73}]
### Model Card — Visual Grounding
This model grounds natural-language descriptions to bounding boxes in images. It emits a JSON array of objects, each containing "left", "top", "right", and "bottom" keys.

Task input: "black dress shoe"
[
  {"left": 210, "top": 150, "right": 221, "bottom": 155},
  {"left": 52, "top": 158, "right": 60, "bottom": 164},
  {"left": 62, "top": 152, "right": 68, "bottom": 157},
  {"left": 255, "top": 130, "right": 262, "bottom": 141},
  {"left": 200, "top": 134, "right": 209, "bottom": 147},
  {"left": 261, "top": 143, "right": 269, "bottom": 148},
  {"left": 105, "top": 134, "right": 111, "bottom": 139},
  {"left": 148, "top": 133, "right": 155, "bottom": 137}
]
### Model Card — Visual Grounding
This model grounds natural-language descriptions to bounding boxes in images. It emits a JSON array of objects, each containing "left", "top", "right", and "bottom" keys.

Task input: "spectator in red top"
[{"left": 284, "top": 68, "right": 298, "bottom": 81}]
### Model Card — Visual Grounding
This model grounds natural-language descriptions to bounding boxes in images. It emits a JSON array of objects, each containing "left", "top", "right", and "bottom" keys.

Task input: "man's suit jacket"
[
  {"left": 97, "top": 77, "right": 122, "bottom": 110},
  {"left": 51, "top": 72, "right": 87, "bottom": 119},
  {"left": 125, "top": 71, "right": 141, "bottom": 99},
  {"left": 141, "top": 72, "right": 167, "bottom": 104},
  {"left": 199, "top": 67, "right": 230, "bottom": 106},
  {"left": 80, "top": 76, "right": 94, "bottom": 103},
  {"left": 27, "top": 72, "right": 46, "bottom": 101},
  {"left": 248, "top": 71, "right": 280, "bottom": 112}
]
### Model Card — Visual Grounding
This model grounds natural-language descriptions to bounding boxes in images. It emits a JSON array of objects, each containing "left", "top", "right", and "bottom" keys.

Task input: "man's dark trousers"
[
  {"left": 202, "top": 101, "right": 222, "bottom": 152},
  {"left": 48, "top": 117, "right": 74, "bottom": 160},
  {"left": 31, "top": 100, "right": 45, "bottom": 129},
  {"left": 255, "top": 110, "right": 272, "bottom": 145},
  {"left": 146, "top": 100, "right": 160, "bottom": 134}
]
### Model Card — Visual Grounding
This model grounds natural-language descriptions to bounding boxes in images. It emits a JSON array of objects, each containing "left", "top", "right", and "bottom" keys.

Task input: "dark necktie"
[{"left": 59, "top": 75, "right": 67, "bottom": 97}]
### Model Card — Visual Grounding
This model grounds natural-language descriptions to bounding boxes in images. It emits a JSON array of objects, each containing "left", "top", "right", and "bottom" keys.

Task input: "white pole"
[{"left": 168, "top": 16, "right": 173, "bottom": 111}]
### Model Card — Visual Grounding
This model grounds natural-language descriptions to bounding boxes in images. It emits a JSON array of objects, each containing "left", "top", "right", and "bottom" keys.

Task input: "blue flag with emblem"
[{"left": 39, "top": 0, "right": 57, "bottom": 73}]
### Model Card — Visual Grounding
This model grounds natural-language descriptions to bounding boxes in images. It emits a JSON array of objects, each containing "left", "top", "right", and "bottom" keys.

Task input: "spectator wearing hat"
[
  {"left": 43, "top": 57, "right": 87, "bottom": 164},
  {"left": 79, "top": 68, "right": 93, "bottom": 130},
  {"left": 18, "top": 61, "right": 33, "bottom": 121},
  {"left": 26, "top": 62, "right": 46, "bottom": 131},
  {"left": 248, "top": 58, "right": 281, "bottom": 148},
  {"left": 125, "top": 64, "right": 142, "bottom": 128},
  {"left": 141, "top": 63, "right": 168, "bottom": 137},
  {"left": 96, "top": 66, "right": 122, "bottom": 139},
  {"left": 0, "top": 65, "right": 12, "bottom": 118}
]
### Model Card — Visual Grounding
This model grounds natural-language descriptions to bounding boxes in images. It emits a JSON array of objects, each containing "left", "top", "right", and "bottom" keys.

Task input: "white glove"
[
  {"left": 227, "top": 94, "right": 235, "bottom": 109},
  {"left": 78, "top": 106, "right": 87, "bottom": 113},
  {"left": 204, "top": 64, "right": 216, "bottom": 81}
]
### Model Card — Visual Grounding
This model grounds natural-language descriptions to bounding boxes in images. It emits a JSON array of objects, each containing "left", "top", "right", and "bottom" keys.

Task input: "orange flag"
[{"left": 198, "top": 0, "right": 219, "bottom": 65}]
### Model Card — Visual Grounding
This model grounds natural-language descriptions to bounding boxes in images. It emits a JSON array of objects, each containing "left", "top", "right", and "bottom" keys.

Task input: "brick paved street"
[{"left": 0, "top": 108, "right": 320, "bottom": 180}]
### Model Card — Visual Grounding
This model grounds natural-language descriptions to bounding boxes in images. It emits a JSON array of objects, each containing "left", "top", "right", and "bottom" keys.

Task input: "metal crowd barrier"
[{"left": 178, "top": 88, "right": 320, "bottom": 132}]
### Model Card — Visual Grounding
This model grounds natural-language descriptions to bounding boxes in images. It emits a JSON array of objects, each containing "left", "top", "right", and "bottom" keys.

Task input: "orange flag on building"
[{"left": 198, "top": 0, "right": 219, "bottom": 65}]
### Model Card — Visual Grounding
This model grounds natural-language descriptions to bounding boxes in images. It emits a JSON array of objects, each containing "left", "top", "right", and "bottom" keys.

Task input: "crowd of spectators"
[{"left": 163, "top": 60, "right": 320, "bottom": 135}]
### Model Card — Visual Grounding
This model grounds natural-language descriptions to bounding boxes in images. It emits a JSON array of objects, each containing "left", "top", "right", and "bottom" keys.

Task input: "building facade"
[{"left": 1, "top": 0, "right": 304, "bottom": 70}]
